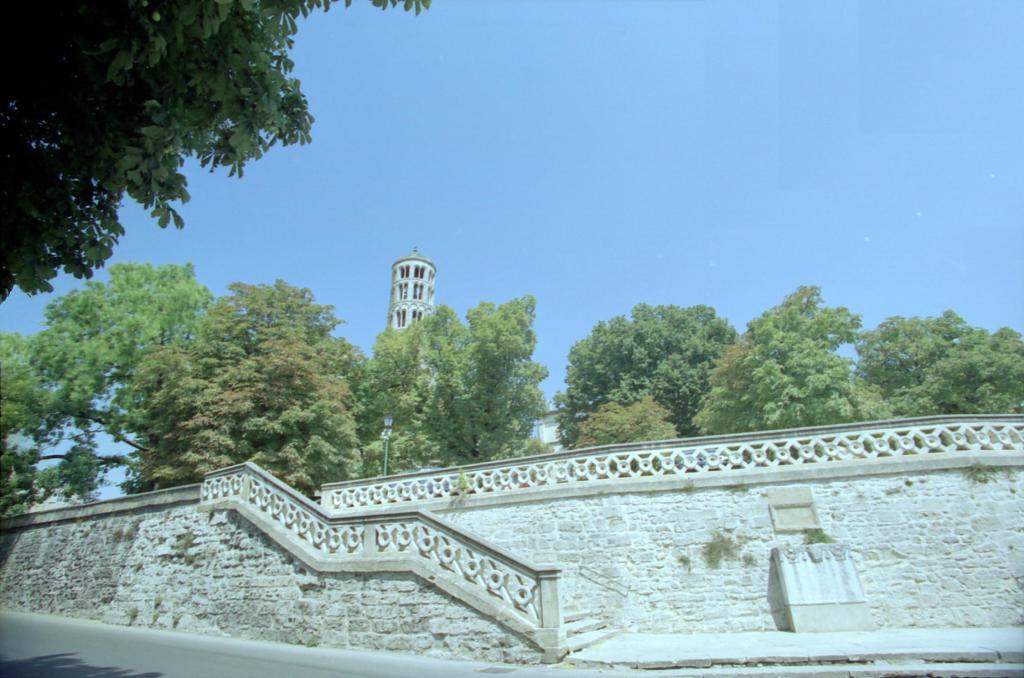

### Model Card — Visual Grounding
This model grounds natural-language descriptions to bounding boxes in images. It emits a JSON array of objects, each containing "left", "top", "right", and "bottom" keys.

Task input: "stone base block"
[
  {"left": 787, "top": 601, "right": 874, "bottom": 632},
  {"left": 769, "top": 543, "right": 875, "bottom": 633}
]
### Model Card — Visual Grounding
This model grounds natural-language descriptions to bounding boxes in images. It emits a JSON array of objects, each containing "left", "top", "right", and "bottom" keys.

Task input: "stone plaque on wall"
[{"left": 765, "top": 486, "right": 821, "bottom": 533}]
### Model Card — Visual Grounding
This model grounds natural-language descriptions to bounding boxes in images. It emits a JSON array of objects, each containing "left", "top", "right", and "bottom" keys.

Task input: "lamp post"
[{"left": 381, "top": 414, "right": 394, "bottom": 477}]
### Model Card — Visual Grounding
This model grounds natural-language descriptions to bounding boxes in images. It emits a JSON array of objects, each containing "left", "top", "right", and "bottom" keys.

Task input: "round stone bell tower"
[{"left": 388, "top": 248, "right": 436, "bottom": 330}]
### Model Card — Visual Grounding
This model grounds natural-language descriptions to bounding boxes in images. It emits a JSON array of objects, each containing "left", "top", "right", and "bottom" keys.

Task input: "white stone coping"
[
  {"left": 320, "top": 415, "right": 1024, "bottom": 514},
  {"left": 0, "top": 484, "right": 201, "bottom": 531},
  {"left": 202, "top": 462, "right": 560, "bottom": 578},
  {"left": 344, "top": 451, "right": 1024, "bottom": 516}
]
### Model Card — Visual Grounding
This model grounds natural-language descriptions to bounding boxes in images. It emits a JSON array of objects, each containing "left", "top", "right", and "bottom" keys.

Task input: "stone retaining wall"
[
  {"left": 2, "top": 416, "right": 1022, "bottom": 664},
  {"left": 440, "top": 460, "right": 1024, "bottom": 633},
  {"left": 0, "top": 502, "right": 540, "bottom": 663}
]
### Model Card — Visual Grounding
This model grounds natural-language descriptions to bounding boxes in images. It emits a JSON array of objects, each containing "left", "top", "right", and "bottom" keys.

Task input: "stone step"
[
  {"left": 562, "top": 609, "right": 598, "bottom": 623},
  {"left": 561, "top": 628, "right": 621, "bottom": 654},
  {"left": 563, "top": 617, "right": 607, "bottom": 636}
]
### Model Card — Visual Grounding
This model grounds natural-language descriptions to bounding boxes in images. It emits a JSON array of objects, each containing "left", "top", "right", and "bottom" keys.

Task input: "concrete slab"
[
  {"left": 570, "top": 626, "right": 1024, "bottom": 670},
  {"left": 648, "top": 662, "right": 1024, "bottom": 677}
]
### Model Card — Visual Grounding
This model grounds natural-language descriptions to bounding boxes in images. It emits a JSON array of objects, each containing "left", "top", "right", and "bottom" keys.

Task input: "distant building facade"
[
  {"left": 388, "top": 248, "right": 436, "bottom": 330},
  {"left": 533, "top": 409, "right": 563, "bottom": 452}
]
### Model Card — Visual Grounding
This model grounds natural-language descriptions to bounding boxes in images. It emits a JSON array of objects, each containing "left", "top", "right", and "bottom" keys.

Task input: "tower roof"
[{"left": 392, "top": 247, "right": 434, "bottom": 266}]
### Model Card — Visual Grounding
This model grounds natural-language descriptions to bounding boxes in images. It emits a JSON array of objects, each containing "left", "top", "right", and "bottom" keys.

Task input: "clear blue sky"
[{"left": 3, "top": 0, "right": 1023, "bottom": 408}]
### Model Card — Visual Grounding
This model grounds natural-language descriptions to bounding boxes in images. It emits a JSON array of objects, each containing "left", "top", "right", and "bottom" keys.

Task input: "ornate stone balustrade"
[
  {"left": 321, "top": 415, "right": 1024, "bottom": 512},
  {"left": 200, "top": 462, "right": 562, "bottom": 656}
]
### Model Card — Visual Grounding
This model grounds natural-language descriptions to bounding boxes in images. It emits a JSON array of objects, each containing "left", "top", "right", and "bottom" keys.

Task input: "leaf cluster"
[
  {"left": 355, "top": 297, "right": 548, "bottom": 473},
  {"left": 556, "top": 304, "right": 736, "bottom": 446},
  {"left": 857, "top": 311, "right": 1024, "bottom": 416},
  {"left": 560, "top": 285, "right": 1021, "bottom": 442},
  {"left": 0, "top": 265, "right": 360, "bottom": 507},
  {"left": 1, "top": 0, "right": 426, "bottom": 299},
  {"left": 694, "top": 286, "right": 889, "bottom": 434},
  {"left": 131, "top": 281, "right": 361, "bottom": 494},
  {"left": 1, "top": 264, "right": 211, "bottom": 508},
  {"left": 575, "top": 397, "right": 677, "bottom": 448}
]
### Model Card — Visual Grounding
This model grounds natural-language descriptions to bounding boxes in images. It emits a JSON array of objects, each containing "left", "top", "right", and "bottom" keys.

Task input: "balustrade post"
[
  {"left": 362, "top": 521, "right": 377, "bottom": 558},
  {"left": 537, "top": 571, "right": 561, "bottom": 629},
  {"left": 240, "top": 472, "right": 251, "bottom": 503},
  {"left": 535, "top": 570, "right": 564, "bottom": 663}
]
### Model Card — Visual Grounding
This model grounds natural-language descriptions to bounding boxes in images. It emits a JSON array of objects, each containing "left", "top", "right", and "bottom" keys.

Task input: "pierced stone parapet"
[
  {"left": 199, "top": 462, "right": 562, "bottom": 655},
  {"left": 374, "top": 520, "right": 541, "bottom": 620},
  {"left": 322, "top": 415, "right": 1024, "bottom": 512}
]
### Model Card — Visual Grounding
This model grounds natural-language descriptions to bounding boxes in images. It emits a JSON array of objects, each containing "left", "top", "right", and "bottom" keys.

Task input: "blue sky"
[{"left": 3, "top": 0, "right": 1023, "bottom": 409}]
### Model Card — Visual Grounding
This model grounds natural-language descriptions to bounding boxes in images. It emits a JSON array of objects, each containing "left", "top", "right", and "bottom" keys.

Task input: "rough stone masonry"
[
  {"left": 0, "top": 502, "right": 540, "bottom": 663},
  {"left": 2, "top": 417, "right": 1023, "bottom": 664}
]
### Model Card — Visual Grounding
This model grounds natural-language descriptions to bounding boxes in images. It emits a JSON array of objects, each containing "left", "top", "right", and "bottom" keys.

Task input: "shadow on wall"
[
  {"left": 0, "top": 653, "right": 162, "bottom": 678},
  {"left": 0, "top": 531, "right": 22, "bottom": 570},
  {"left": 766, "top": 558, "right": 789, "bottom": 631}
]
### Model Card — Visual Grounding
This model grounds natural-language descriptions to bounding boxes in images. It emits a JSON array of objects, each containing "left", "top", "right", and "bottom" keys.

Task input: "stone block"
[
  {"left": 765, "top": 487, "right": 821, "bottom": 533},
  {"left": 769, "top": 543, "right": 873, "bottom": 632}
]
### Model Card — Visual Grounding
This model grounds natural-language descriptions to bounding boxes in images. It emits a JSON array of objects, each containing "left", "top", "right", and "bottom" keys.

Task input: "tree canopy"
[
  {"left": 131, "top": 281, "right": 361, "bottom": 495},
  {"left": 0, "top": 263, "right": 212, "bottom": 508},
  {"left": 695, "top": 287, "right": 889, "bottom": 434},
  {"left": 6, "top": 260, "right": 1022, "bottom": 514},
  {"left": 555, "top": 304, "right": 736, "bottom": 447},
  {"left": 575, "top": 396, "right": 678, "bottom": 448},
  {"left": 0, "top": 335, "right": 47, "bottom": 516},
  {"left": 857, "top": 311, "right": 1024, "bottom": 416},
  {"left": 356, "top": 297, "right": 548, "bottom": 473},
  {"left": 1, "top": 0, "right": 428, "bottom": 300},
  {"left": 0, "top": 267, "right": 362, "bottom": 506}
]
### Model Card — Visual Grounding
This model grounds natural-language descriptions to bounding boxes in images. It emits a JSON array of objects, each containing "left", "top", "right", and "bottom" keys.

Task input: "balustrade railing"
[
  {"left": 201, "top": 463, "right": 560, "bottom": 632},
  {"left": 321, "top": 415, "right": 1024, "bottom": 512}
]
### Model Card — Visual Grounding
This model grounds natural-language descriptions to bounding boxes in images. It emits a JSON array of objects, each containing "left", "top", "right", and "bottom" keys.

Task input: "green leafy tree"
[
  {"left": 857, "top": 311, "right": 1024, "bottom": 415},
  {"left": 2, "top": 0, "right": 428, "bottom": 300},
  {"left": 513, "top": 438, "right": 555, "bottom": 458},
  {"left": 131, "top": 281, "right": 361, "bottom": 494},
  {"left": 556, "top": 304, "right": 737, "bottom": 446},
  {"left": 351, "top": 324, "right": 440, "bottom": 476},
  {"left": 358, "top": 297, "right": 548, "bottom": 471},
  {"left": 576, "top": 396, "right": 678, "bottom": 448},
  {"left": 1, "top": 335, "right": 47, "bottom": 516},
  {"left": 0, "top": 263, "right": 211, "bottom": 505},
  {"left": 695, "top": 286, "right": 889, "bottom": 434}
]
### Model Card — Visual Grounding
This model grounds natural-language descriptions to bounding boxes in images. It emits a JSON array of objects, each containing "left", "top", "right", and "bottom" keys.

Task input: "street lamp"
[{"left": 381, "top": 414, "right": 394, "bottom": 477}]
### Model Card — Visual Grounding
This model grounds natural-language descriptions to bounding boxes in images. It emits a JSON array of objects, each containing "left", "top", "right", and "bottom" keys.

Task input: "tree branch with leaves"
[{"left": 1, "top": 0, "right": 429, "bottom": 300}]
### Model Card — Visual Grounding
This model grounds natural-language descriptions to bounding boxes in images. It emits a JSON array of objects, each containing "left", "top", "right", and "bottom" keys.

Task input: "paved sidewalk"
[{"left": 570, "top": 626, "right": 1024, "bottom": 670}]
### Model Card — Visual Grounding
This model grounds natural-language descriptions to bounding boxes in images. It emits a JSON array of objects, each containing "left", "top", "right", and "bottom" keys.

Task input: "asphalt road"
[{"left": 0, "top": 611, "right": 613, "bottom": 678}]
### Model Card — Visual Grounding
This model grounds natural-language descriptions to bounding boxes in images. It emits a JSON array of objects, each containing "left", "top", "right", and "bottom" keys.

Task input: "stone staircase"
[{"left": 560, "top": 609, "right": 619, "bottom": 655}]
